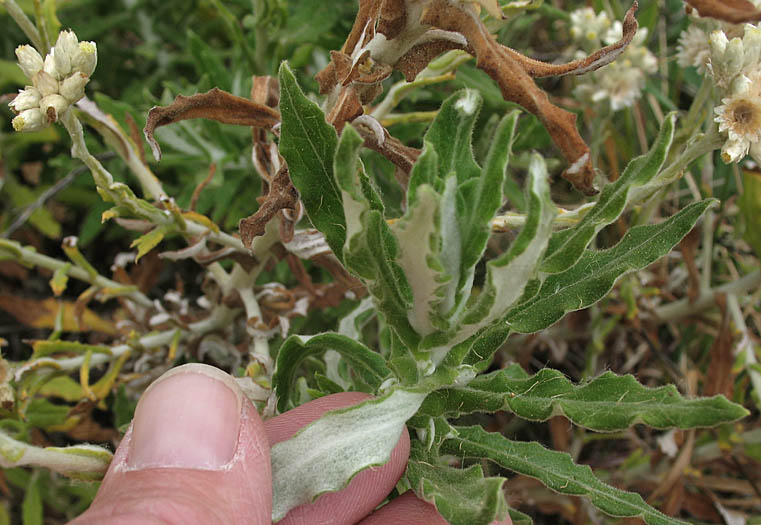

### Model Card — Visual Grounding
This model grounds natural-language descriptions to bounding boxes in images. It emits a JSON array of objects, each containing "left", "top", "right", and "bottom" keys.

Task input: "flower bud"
[
  {"left": 729, "top": 74, "right": 752, "bottom": 96},
  {"left": 9, "top": 87, "right": 41, "bottom": 113},
  {"left": 15, "top": 45, "right": 44, "bottom": 79},
  {"left": 53, "top": 30, "right": 79, "bottom": 77},
  {"left": 39, "top": 94, "right": 69, "bottom": 123},
  {"left": 742, "top": 24, "right": 761, "bottom": 70},
  {"left": 33, "top": 70, "right": 59, "bottom": 97},
  {"left": 721, "top": 138, "right": 748, "bottom": 163},
  {"left": 60, "top": 72, "right": 89, "bottom": 103},
  {"left": 12, "top": 108, "right": 46, "bottom": 132},
  {"left": 71, "top": 41, "right": 97, "bottom": 77},
  {"left": 724, "top": 37, "right": 745, "bottom": 79},
  {"left": 43, "top": 53, "right": 60, "bottom": 79},
  {"left": 710, "top": 30, "right": 729, "bottom": 58}
]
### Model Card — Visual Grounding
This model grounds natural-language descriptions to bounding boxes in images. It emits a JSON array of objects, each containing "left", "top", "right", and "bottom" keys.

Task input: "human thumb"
[{"left": 70, "top": 364, "right": 272, "bottom": 525}]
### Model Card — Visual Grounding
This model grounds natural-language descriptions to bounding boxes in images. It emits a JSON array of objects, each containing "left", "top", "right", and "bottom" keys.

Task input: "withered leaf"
[
  {"left": 239, "top": 166, "right": 299, "bottom": 250},
  {"left": 396, "top": 39, "right": 469, "bottom": 82},
  {"left": 685, "top": 0, "right": 761, "bottom": 23},
  {"left": 421, "top": 0, "right": 599, "bottom": 194},
  {"left": 144, "top": 87, "right": 280, "bottom": 161},
  {"left": 505, "top": 3, "right": 639, "bottom": 78},
  {"left": 377, "top": 0, "right": 407, "bottom": 39},
  {"left": 0, "top": 296, "right": 118, "bottom": 335}
]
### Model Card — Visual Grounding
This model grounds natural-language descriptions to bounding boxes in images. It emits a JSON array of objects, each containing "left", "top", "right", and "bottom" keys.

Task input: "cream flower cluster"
[
  {"left": 568, "top": 7, "right": 612, "bottom": 46},
  {"left": 677, "top": 24, "right": 713, "bottom": 73},
  {"left": 569, "top": 8, "right": 658, "bottom": 111},
  {"left": 704, "top": 24, "right": 761, "bottom": 163},
  {"left": 9, "top": 30, "right": 97, "bottom": 133}
]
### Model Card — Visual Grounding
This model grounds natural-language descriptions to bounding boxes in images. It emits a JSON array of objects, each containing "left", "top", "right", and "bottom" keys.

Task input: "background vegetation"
[{"left": 0, "top": 0, "right": 759, "bottom": 523}]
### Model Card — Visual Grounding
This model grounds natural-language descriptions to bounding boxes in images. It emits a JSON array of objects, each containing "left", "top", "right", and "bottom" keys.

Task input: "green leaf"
[
  {"left": 187, "top": 29, "right": 232, "bottom": 91},
  {"left": 509, "top": 508, "right": 534, "bottom": 525},
  {"left": 441, "top": 426, "right": 688, "bottom": 525},
  {"left": 740, "top": 168, "right": 761, "bottom": 258},
  {"left": 540, "top": 113, "right": 677, "bottom": 274},
  {"left": 419, "top": 364, "right": 749, "bottom": 430},
  {"left": 463, "top": 153, "right": 556, "bottom": 328},
  {"left": 25, "top": 398, "right": 70, "bottom": 429},
  {"left": 272, "top": 333, "right": 391, "bottom": 412},
  {"left": 459, "top": 111, "right": 518, "bottom": 272},
  {"left": 336, "top": 125, "right": 418, "bottom": 348},
  {"left": 0, "top": 58, "right": 28, "bottom": 88},
  {"left": 3, "top": 180, "right": 62, "bottom": 239},
  {"left": 425, "top": 89, "right": 481, "bottom": 186},
  {"left": 22, "top": 473, "right": 42, "bottom": 525},
  {"left": 130, "top": 225, "right": 167, "bottom": 262},
  {"left": 113, "top": 384, "right": 137, "bottom": 431},
  {"left": 390, "top": 184, "right": 448, "bottom": 336},
  {"left": 506, "top": 199, "right": 716, "bottom": 333},
  {"left": 424, "top": 90, "right": 481, "bottom": 319},
  {"left": 406, "top": 441, "right": 508, "bottom": 525},
  {"left": 49, "top": 264, "right": 70, "bottom": 296},
  {"left": 271, "top": 388, "right": 426, "bottom": 522},
  {"left": 278, "top": 62, "right": 346, "bottom": 258}
]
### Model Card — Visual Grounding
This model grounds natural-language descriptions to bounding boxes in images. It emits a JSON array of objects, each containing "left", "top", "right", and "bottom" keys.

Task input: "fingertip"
[{"left": 72, "top": 364, "right": 272, "bottom": 525}]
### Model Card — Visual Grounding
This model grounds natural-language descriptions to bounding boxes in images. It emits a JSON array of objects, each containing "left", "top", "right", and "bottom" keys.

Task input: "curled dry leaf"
[
  {"left": 352, "top": 115, "right": 420, "bottom": 186},
  {"left": 238, "top": 166, "right": 299, "bottom": 250},
  {"left": 420, "top": 0, "right": 603, "bottom": 194},
  {"left": 685, "top": 0, "right": 761, "bottom": 23},
  {"left": 0, "top": 296, "right": 118, "bottom": 335},
  {"left": 316, "top": 0, "right": 640, "bottom": 195},
  {"left": 143, "top": 87, "right": 280, "bottom": 161},
  {"left": 503, "top": 3, "right": 639, "bottom": 78}
]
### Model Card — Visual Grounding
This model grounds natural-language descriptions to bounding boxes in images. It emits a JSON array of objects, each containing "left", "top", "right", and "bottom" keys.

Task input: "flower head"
[
  {"left": 8, "top": 30, "right": 97, "bottom": 132},
  {"left": 705, "top": 23, "right": 761, "bottom": 164},
  {"left": 569, "top": 7, "right": 657, "bottom": 112},
  {"left": 714, "top": 77, "right": 761, "bottom": 162},
  {"left": 569, "top": 7, "right": 611, "bottom": 47},
  {"left": 677, "top": 25, "right": 711, "bottom": 73}
]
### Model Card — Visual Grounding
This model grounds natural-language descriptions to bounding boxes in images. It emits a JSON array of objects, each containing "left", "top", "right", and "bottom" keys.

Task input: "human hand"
[{"left": 70, "top": 364, "right": 512, "bottom": 525}]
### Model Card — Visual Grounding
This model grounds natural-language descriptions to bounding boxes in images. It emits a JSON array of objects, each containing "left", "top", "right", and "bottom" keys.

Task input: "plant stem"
[
  {"left": 727, "top": 294, "right": 761, "bottom": 412},
  {"left": 3, "top": 0, "right": 44, "bottom": 52},
  {"left": 491, "top": 202, "right": 595, "bottom": 231},
  {"left": 25, "top": 305, "right": 238, "bottom": 375},
  {"left": 654, "top": 269, "right": 761, "bottom": 321},
  {"left": 0, "top": 238, "right": 153, "bottom": 309}
]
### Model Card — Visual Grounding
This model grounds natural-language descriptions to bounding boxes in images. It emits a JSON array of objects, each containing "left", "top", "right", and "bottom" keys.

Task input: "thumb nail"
[{"left": 127, "top": 363, "right": 242, "bottom": 470}]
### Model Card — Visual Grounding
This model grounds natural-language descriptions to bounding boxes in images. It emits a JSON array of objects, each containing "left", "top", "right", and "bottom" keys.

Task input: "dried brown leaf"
[
  {"left": 377, "top": 0, "right": 407, "bottom": 39},
  {"left": 326, "top": 85, "right": 365, "bottom": 131},
  {"left": 685, "top": 0, "right": 761, "bottom": 23},
  {"left": 251, "top": 75, "right": 280, "bottom": 108},
  {"left": 353, "top": 117, "right": 420, "bottom": 187},
  {"left": 502, "top": 3, "right": 639, "bottom": 78},
  {"left": 704, "top": 294, "right": 736, "bottom": 398},
  {"left": 679, "top": 226, "right": 702, "bottom": 301},
  {"left": 396, "top": 39, "right": 469, "bottom": 82},
  {"left": 0, "top": 296, "right": 118, "bottom": 335},
  {"left": 144, "top": 87, "right": 280, "bottom": 161},
  {"left": 239, "top": 166, "right": 299, "bottom": 250},
  {"left": 421, "top": 0, "right": 597, "bottom": 194}
]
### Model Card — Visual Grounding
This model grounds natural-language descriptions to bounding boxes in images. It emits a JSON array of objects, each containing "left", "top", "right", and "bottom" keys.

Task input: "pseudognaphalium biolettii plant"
[{"left": 0, "top": 0, "right": 754, "bottom": 523}]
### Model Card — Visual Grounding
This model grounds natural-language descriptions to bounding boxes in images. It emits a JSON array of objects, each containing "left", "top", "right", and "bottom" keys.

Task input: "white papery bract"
[{"left": 9, "top": 30, "right": 97, "bottom": 132}]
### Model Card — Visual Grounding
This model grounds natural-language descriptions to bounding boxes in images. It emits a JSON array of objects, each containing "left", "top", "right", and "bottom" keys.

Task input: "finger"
[
  {"left": 266, "top": 392, "right": 411, "bottom": 525},
  {"left": 70, "top": 364, "right": 272, "bottom": 525},
  {"left": 357, "top": 491, "right": 513, "bottom": 525}
]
